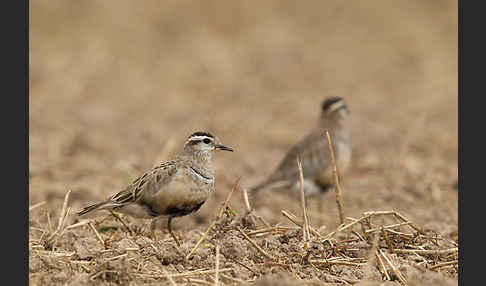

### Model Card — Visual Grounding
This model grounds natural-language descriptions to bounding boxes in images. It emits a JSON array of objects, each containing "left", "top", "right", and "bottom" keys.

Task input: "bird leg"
[
  {"left": 150, "top": 218, "right": 157, "bottom": 240},
  {"left": 167, "top": 217, "right": 181, "bottom": 246}
]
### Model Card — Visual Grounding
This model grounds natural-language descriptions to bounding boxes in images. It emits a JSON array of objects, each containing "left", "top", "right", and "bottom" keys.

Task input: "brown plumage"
[
  {"left": 77, "top": 131, "right": 233, "bottom": 245},
  {"left": 249, "top": 97, "right": 351, "bottom": 196}
]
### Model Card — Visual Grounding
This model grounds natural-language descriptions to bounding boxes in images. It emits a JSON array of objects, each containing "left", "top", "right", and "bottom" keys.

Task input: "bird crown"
[{"left": 322, "top": 97, "right": 347, "bottom": 114}]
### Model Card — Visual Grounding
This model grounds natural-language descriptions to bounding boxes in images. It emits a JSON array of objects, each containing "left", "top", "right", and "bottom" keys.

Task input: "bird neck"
[
  {"left": 177, "top": 150, "right": 214, "bottom": 174},
  {"left": 320, "top": 115, "right": 349, "bottom": 141}
]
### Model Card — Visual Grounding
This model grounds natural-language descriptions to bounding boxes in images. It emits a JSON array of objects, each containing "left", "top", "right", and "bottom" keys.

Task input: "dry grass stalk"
[
  {"left": 392, "top": 248, "right": 457, "bottom": 255},
  {"left": 256, "top": 216, "right": 271, "bottom": 228},
  {"left": 363, "top": 232, "right": 380, "bottom": 281},
  {"left": 35, "top": 250, "right": 75, "bottom": 257},
  {"left": 247, "top": 226, "right": 299, "bottom": 237},
  {"left": 134, "top": 268, "right": 232, "bottom": 279},
  {"left": 188, "top": 228, "right": 220, "bottom": 251},
  {"left": 60, "top": 208, "right": 71, "bottom": 234},
  {"left": 46, "top": 190, "right": 71, "bottom": 243},
  {"left": 186, "top": 177, "right": 241, "bottom": 260},
  {"left": 411, "top": 251, "right": 429, "bottom": 265},
  {"left": 30, "top": 244, "right": 44, "bottom": 250},
  {"left": 365, "top": 222, "right": 411, "bottom": 234},
  {"left": 327, "top": 210, "right": 423, "bottom": 239},
  {"left": 88, "top": 222, "right": 105, "bottom": 247},
  {"left": 429, "top": 260, "right": 458, "bottom": 270},
  {"left": 29, "top": 201, "right": 46, "bottom": 212},
  {"left": 308, "top": 257, "right": 361, "bottom": 263},
  {"left": 318, "top": 209, "right": 457, "bottom": 281},
  {"left": 378, "top": 249, "right": 407, "bottom": 285},
  {"left": 390, "top": 211, "right": 424, "bottom": 234},
  {"left": 243, "top": 188, "right": 252, "bottom": 213},
  {"left": 381, "top": 225, "right": 395, "bottom": 253},
  {"left": 105, "top": 253, "right": 128, "bottom": 261},
  {"left": 363, "top": 210, "right": 423, "bottom": 234},
  {"left": 69, "top": 260, "right": 91, "bottom": 265},
  {"left": 185, "top": 278, "right": 213, "bottom": 285},
  {"left": 236, "top": 226, "right": 275, "bottom": 261},
  {"left": 66, "top": 219, "right": 93, "bottom": 230},
  {"left": 242, "top": 188, "right": 259, "bottom": 227},
  {"left": 217, "top": 176, "right": 241, "bottom": 219},
  {"left": 351, "top": 230, "right": 365, "bottom": 241},
  {"left": 108, "top": 210, "right": 132, "bottom": 234},
  {"left": 56, "top": 190, "right": 71, "bottom": 232},
  {"left": 324, "top": 128, "right": 345, "bottom": 225},
  {"left": 323, "top": 213, "right": 372, "bottom": 240},
  {"left": 46, "top": 211, "right": 52, "bottom": 233},
  {"left": 375, "top": 251, "right": 391, "bottom": 281},
  {"left": 384, "top": 229, "right": 414, "bottom": 238},
  {"left": 310, "top": 260, "right": 366, "bottom": 267},
  {"left": 214, "top": 244, "right": 220, "bottom": 286},
  {"left": 281, "top": 209, "right": 324, "bottom": 238},
  {"left": 297, "top": 158, "right": 310, "bottom": 248}
]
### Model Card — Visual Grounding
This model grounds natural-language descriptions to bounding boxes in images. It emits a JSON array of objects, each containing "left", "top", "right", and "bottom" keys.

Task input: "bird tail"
[
  {"left": 77, "top": 201, "right": 109, "bottom": 216},
  {"left": 248, "top": 180, "right": 292, "bottom": 195}
]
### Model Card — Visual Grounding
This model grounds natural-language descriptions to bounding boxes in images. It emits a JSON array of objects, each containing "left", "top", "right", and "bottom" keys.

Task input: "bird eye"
[{"left": 203, "top": 138, "right": 211, "bottom": 144}]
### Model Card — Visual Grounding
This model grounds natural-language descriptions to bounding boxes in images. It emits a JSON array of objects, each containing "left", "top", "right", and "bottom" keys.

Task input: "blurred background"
[{"left": 30, "top": 0, "right": 457, "bottom": 234}]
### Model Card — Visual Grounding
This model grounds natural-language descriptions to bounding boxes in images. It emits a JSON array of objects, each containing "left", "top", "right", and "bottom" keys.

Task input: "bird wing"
[
  {"left": 272, "top": 131, "right": 328, "bottom": 181},
  {"left": 109, "top": 161, "right": 178, "bottom": 206}
]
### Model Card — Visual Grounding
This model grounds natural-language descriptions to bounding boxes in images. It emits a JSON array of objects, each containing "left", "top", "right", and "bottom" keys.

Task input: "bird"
[
  {"left": 77, "top": 131, "right": 233, "bottom": 246},
  {"left": 248, "top": 97, "right": 351, "bottom": 197}
]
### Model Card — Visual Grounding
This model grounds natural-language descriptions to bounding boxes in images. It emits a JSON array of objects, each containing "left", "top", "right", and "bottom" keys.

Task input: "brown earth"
[{"left": 29, "top": 1, "right": 458, "bottom": 285}]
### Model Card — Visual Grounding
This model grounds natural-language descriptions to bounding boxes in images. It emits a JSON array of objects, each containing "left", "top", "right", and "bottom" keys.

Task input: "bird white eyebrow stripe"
[
  {"left": 327, "top": 101, "right": 345, "bottom": 113},
  {"left": 189, "top": 136, "right": 212, "bottom": 141}
]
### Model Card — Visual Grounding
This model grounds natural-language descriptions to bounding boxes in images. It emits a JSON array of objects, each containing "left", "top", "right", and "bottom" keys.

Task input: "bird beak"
[{"left": 215, "top": 144, "right": 233, "bottom": 152}]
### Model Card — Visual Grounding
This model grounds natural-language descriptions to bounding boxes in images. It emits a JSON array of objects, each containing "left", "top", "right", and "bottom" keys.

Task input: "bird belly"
[
  {"left": 143, "top": 173, "right": 212, "bottom": 218},
  {"left": 316, "top": 168, "right": 333, "bottom": 187},
  {"left": 315, "top": 150, "right": 351, "bottom": 187},
  {"left": 118, "top": 204, "right": 155, "bottom": 219}
]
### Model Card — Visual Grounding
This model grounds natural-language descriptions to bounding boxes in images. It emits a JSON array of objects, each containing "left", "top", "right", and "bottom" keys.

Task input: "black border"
[
  {"left": 459, "top": 0, "right": 481, "bottom": 284},
  {"left": 9, "top": 0, "right": 29, "bottom": 283},
  {"left": 0, "top": 0, "right": 29, "bottom": 281},
  {"left": 25, "top": 0, "right": 29, "bottom": 284}
]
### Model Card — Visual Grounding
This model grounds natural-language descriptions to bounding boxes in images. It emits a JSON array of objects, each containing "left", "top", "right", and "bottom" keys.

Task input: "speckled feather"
[
  {"left": 76, "top": 160, "right": 179, "bottom": 216},
  {"left": 77, "top": 131, "right": 230, "bottom": 219},
  {"left": 109, "top": 161, "right": 178, "bottom": 206}
]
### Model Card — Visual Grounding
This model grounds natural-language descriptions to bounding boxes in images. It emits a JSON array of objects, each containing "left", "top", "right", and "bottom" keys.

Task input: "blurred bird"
[
  {"left": 248, "top": 97, "right": 351, "bottom": 196},
  {"left": 77, "top": 131, "right": 233, "bottom": 246}
]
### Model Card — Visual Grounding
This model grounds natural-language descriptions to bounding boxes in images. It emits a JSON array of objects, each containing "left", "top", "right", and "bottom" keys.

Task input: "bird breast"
[{"left": 142, "top": 166, "right": 214, "bottom": 216}]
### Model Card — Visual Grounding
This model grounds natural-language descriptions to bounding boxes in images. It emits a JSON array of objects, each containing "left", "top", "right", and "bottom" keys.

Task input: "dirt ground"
[{"left": 29, "top": 1, "right": 458, "bottom": 285}]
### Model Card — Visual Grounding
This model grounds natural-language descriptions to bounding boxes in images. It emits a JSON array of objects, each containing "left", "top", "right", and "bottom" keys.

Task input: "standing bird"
[
  {"left": 248, "top": 97, "right": 351, "bottom": 197},
  {"left": 77, "top": 131, "right": 233, "bottom": 246}
]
